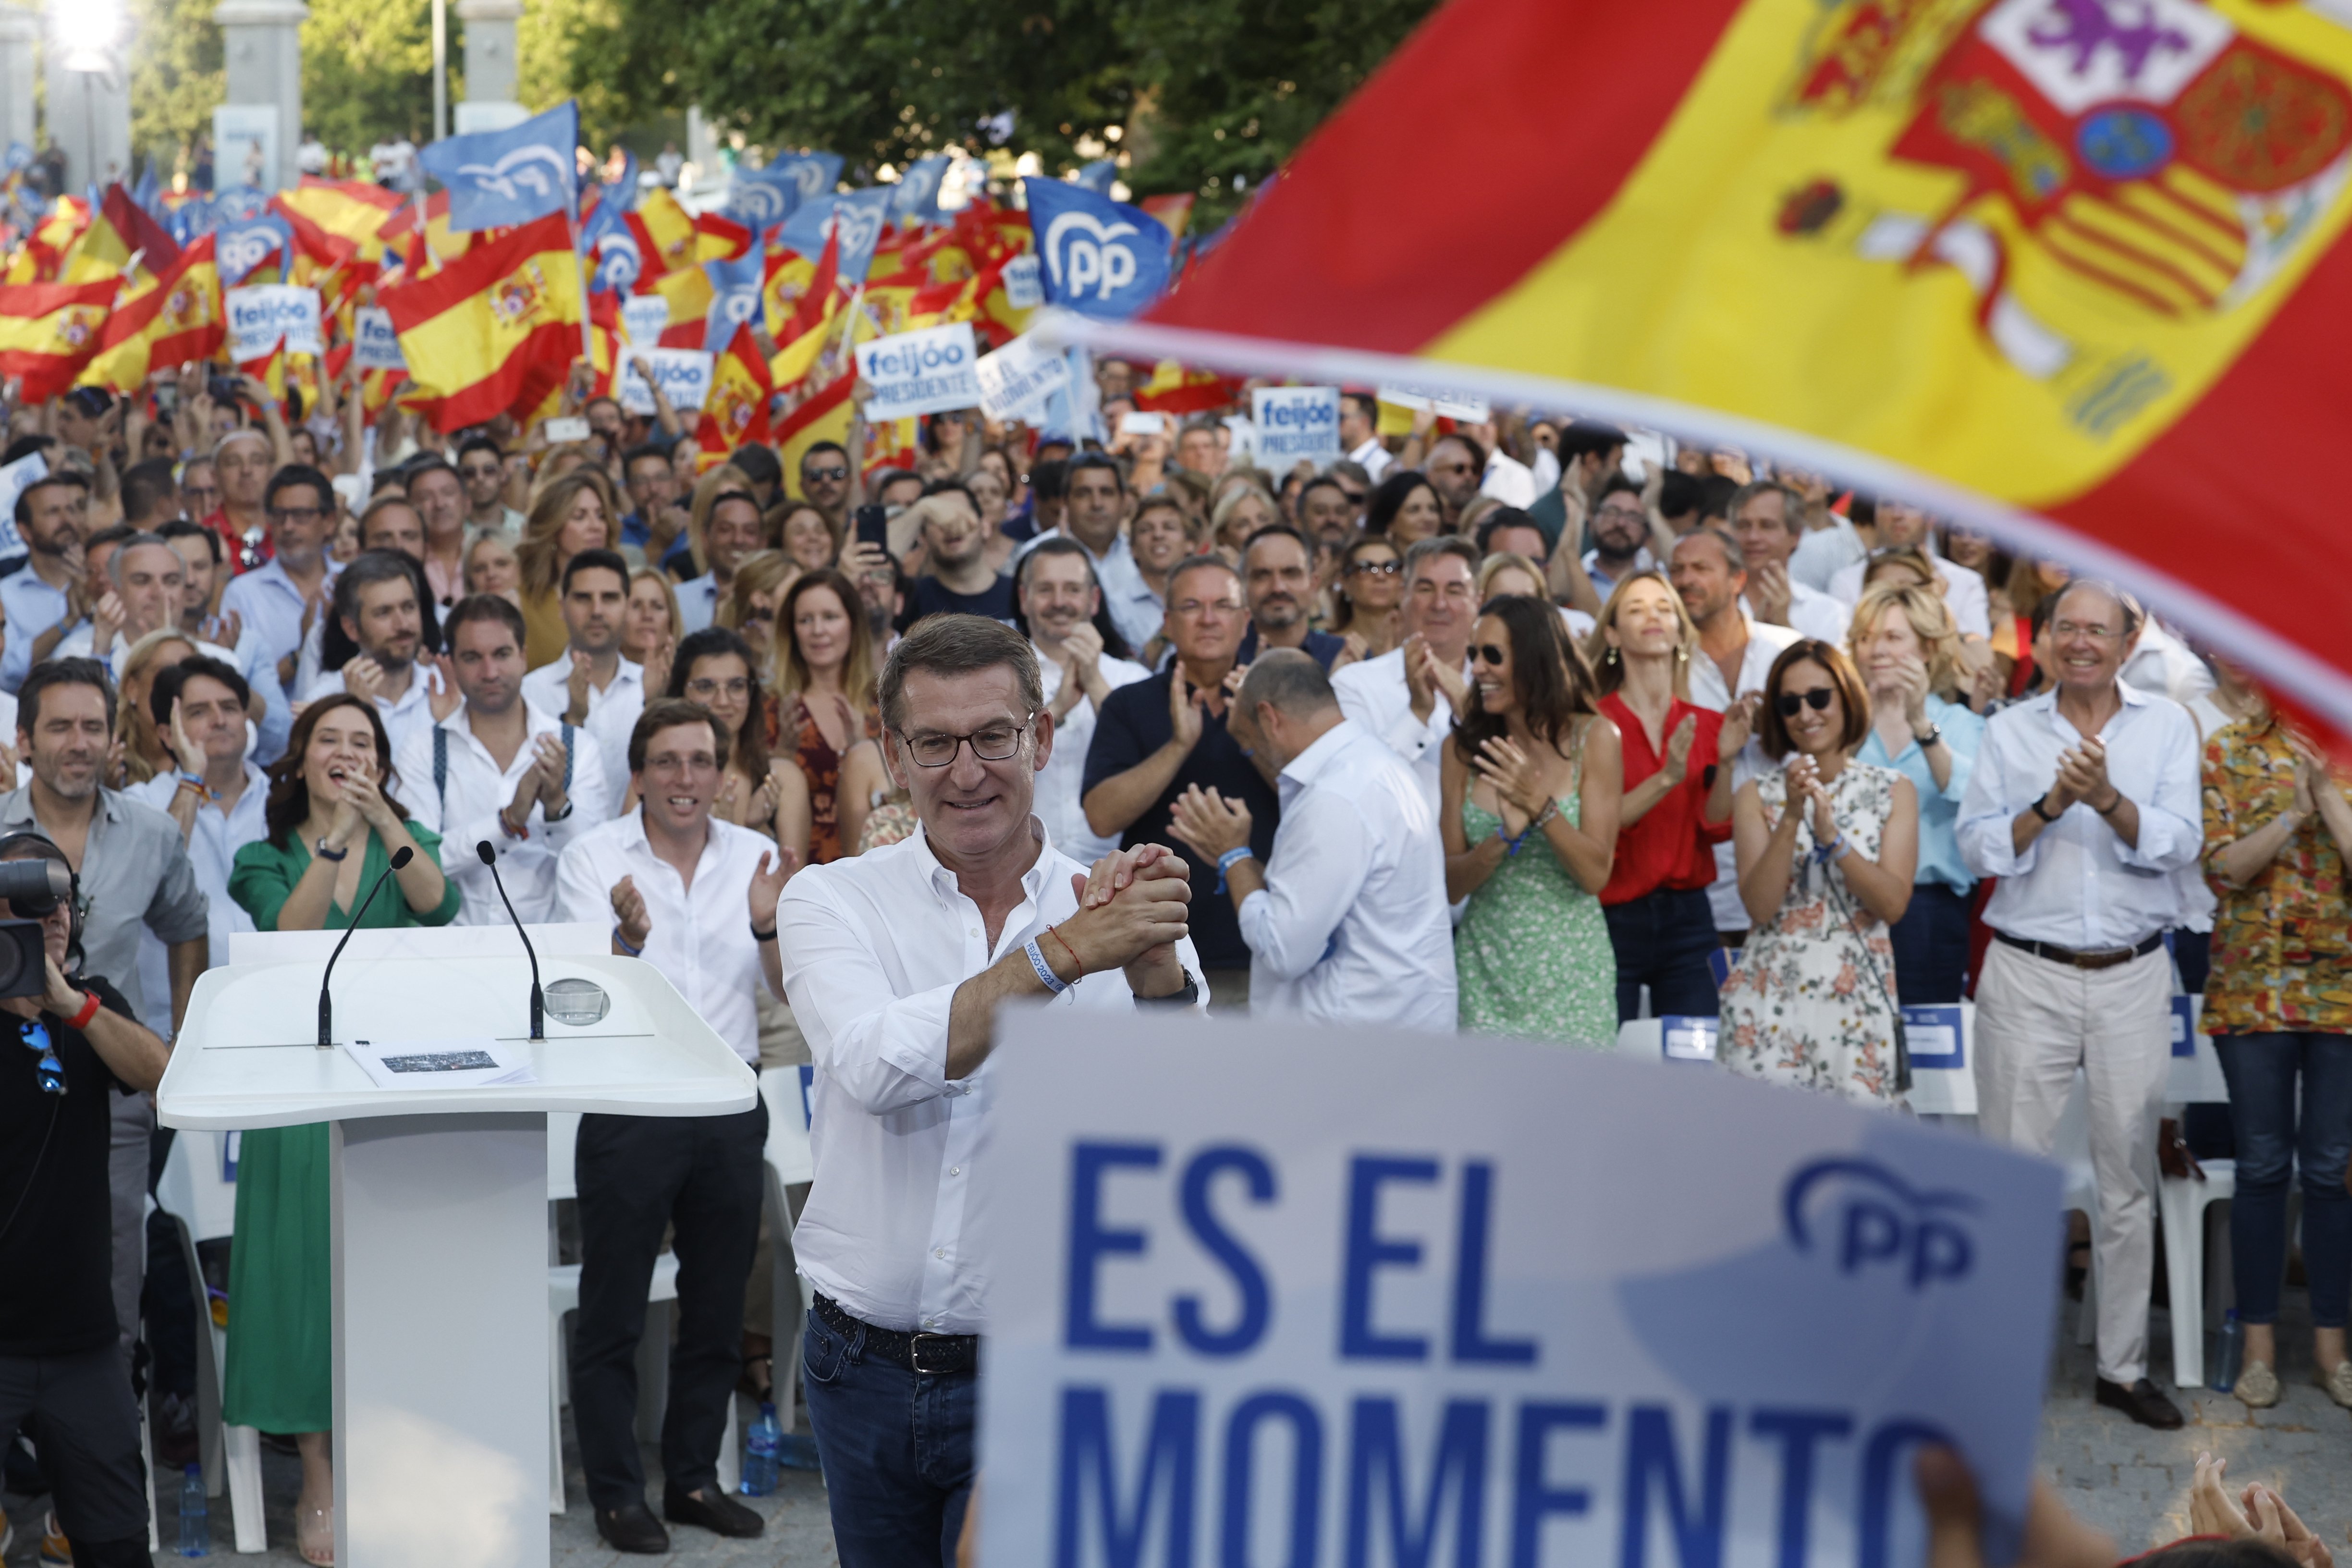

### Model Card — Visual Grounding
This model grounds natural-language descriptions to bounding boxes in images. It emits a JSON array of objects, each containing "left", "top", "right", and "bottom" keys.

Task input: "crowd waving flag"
[
  {"left": 418, "top": 101, "right": 581, "bottom": 233},
  {"left": 1087, "top": 0, "right": 2352, "bottom": 736},
  {"left": 377, "top": 210, "right": 582, "bottom": 430},
  {"left": 1022, "top": 178, "right": 1170, "bottom": 321}
]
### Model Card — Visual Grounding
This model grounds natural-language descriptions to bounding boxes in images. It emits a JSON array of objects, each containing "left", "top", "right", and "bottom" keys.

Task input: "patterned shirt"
[{"left": 2201, "top": 715, "right": 2352, "bottom": 1035}]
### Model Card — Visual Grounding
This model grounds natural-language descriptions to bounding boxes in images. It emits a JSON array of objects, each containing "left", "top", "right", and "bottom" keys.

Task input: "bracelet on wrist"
[
  {"left": 2030, "top": 794, "right": 2059, "bottom": 823},
  {"left": 1024, "top": 937, "right": 1072, "bottom": 994},
  {"left": 613, "top": 927, "right": 644, "bottom": 957},
  {"left": 1214, "top": 846, "right": 1256, "bottom": 893},
  {"left": 2094, "top": 793, "right": 2124, "bottom": 816},
  {"left": 67, "top": 990, "right": 102, "bottom": 1031}
]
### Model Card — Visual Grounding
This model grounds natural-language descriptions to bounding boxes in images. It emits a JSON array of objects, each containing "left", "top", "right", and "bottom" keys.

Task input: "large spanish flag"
[
  {"left": 378, "top": 210, "right": 582, "bottom": 432},
  {"left": 1111, "top": 0, "right": 2352, "bottom": 734},
  {"left": 82, "top": 234, "right": 225, "bottom": 392},
  {"left": 0, "top": 278, "right": 119, "bottom": 400}
]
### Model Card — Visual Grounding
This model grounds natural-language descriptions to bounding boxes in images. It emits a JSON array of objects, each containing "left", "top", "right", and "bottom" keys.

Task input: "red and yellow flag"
[
  {"left": 1137, "top": 0, "right": 2352, "bottom": 735},
  {"left": 696, "top": 325, "right": 774, "bottom": 466},
  {"left": 280, "top": 178, "right": 403, "bottom": 266},
  {"left": 82, "top": 233, "right": 225, "bottom": 392},
  {"left": 0, "top": 278, "right": 118, "bottom": 399},
  {"left": 626, "top": 189, "right": 701, "bottom": 281},
  {"left": 378, "top": 210, "right": 582, "bottom": 432},
  {"left": 778, "top": 374, "right": 855, "bottom": 501}
]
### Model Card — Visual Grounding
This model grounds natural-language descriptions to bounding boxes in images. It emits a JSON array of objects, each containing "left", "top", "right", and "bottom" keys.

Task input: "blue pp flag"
[
  {"left": 1020, "top": 178, "right": 1172, "bottom": 321},
  {"left": 603, "top": 147, "right": 641, "bottom": 214},
  {"left": 1073, "top": 159, "right": 1117, "bottom": 193},
  {"left": 703, "top": 251, "right": 765, "bottom": 351},
  {"left": 777, "top": 187, "right": 893, "bottom": 284},
  {"left": 892, "top": 155, "right": 951, "bottom": 224},
  {"left": 726, "top": 167, "right": 800, "bottom": 230},
  {"left": 210, "top": 185, "right": 271, "bottom": 224},
  {"left": 582, "top": 198, "right": 642, "bottom": 294},
  {"left": 418, "top": 101, "right": 580, "bottom": 233},
  {"left": 216, "top": 213, "right": 294, "bottom": 287},
  {"left": 769, "top": 152, "right": 843, "bottom": 207}
]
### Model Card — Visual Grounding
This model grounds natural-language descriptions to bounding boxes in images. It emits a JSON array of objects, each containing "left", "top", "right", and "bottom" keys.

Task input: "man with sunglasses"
[
  {"left": 555, "top": 699, "right": 791, "bottom": 1553},
  {"left": 0, "top": 833, "right": 171, "bottom": 1568},
  {"left": 220, "top": 465, "right": 341, "bottom": 699},
  {"left": 777, "top": 615, "right": 1200, "bottom": 1568},
  {"left": 798, "top": 440, "right": 854, "bottom": 539},
  {"left": 456, "top": 435, "right": 524, "bottom": 538}
]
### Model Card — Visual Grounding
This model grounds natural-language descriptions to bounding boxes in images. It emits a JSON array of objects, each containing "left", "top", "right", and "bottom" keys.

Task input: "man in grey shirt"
[{"left": 3, "top": 658, "right": 209, "bottom": 1374}]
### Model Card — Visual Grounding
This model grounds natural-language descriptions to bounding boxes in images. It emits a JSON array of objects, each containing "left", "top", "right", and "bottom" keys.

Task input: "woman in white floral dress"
[{"left": 1720, "top": 640, "right": 1920, "bottom": 1104}]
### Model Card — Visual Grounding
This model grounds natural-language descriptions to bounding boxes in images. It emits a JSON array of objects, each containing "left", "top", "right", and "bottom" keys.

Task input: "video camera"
[{"left": 0, "top": 858, "right": 72, "bottom": 999}]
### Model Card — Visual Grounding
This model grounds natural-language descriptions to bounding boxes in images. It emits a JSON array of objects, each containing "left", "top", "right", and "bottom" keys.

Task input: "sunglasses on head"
[{"left": 1776, "top": 687, "right": 1835, "bottom": 716}]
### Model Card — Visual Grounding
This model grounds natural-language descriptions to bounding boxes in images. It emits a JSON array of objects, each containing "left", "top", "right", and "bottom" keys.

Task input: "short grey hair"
[
  {"left": 1164, "top": 553, "right": 1240, "bottom": 604},
  {"left": 108, "top": 531, "right": 174, "bottom": 588},
  {"left": 879, "top": 613, "right": 1043, "bottom": 733},
  {"left": 1725, "top": 479, "right": 1802, "bottom": 530},
  {"left": 1673, "top": 526, "right": 1745, "bottom": 575},
  {"left": 1236, "top": 648, "right": 1336, "bottom": 718},
  {"left": 2048, "top": 577, "right": 2145, "bottom": 638},
  {"left": 1402, "top": 534, "right": 1479, "bottom": 584}
]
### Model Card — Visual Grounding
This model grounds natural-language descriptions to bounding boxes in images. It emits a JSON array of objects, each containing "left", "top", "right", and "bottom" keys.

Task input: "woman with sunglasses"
[
  {"left": 1442, "top": 594, "right": 1623, "bottom": 1047},
  {"left": 225, "top": 694, "right": 460, "bottom": 1562},
  {"left": 1329, "top": 535, "right": 1406, "bottom": 661},
  {"left": 1718, "top": 641, "right": 1919, "bottom": 1103},
  {"left": 659, "top": 626, "right": 812, "bottom": 856}
]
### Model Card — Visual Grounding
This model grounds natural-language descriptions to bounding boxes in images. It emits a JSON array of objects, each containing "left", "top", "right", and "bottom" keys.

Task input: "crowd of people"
[{"left": 0, "top": 356, "right": 2343, "bottom": 1568}]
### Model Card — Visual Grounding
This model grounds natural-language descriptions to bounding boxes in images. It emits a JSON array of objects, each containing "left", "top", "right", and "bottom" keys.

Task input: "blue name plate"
[
  {"left": 1902, "top": 1005, "right": 1965, "bottom": 1070},
  {"left": 2170, "top": 995, "right": 2197, "bottom": 1058},
  {"left": 1658, "top": 1015, "right": 1719, "bottom": 1066}
]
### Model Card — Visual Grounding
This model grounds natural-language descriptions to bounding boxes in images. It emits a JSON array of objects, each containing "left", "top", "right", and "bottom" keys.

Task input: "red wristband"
[{"left": 68, "top": 990, "right": 102, "bottom": 1031}]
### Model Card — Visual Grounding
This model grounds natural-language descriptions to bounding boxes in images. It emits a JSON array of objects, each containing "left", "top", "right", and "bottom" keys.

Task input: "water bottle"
[
  {"left": 740, "top": 1402, "right": 781, "bottom": 1496},
  {"left": 2210, "top": 1309, "right": 2244, "bottom": 1393},
  {"left": 178, "top": 1463, "right": 209, "bottom": 1556}
]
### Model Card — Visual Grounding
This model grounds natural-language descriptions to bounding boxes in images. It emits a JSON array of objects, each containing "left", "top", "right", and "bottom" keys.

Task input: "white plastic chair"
[
  {"left": 152, "top": 1131, "right": 265, "bottom": 1554},
  {"left": 2152, "top": 993, "right": 2242, "bottom": 1388},
  {"left": 545, "top": 1112, "right": 738, "bottom": 1514}
]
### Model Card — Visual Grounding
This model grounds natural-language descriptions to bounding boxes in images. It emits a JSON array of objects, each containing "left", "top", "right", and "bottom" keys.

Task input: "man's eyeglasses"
[
  {"left": 268, "top": 506, "right": 325, "bottom": 524},
  {"left": 1346, "top": 560, "right": 1401, "bottom": 577},
  {"left": 898, "top": 719, "right": 1032, "bottom": 768},
  {"left": 1337, "top": 490, "right": 1367, "bottom": 506},
  {"left": 804, "top": 466, "right": 849, "bottom": 483},
  {"left": 1775, "top": 687, "right": 1835, "bottom": 716},
  {"left": 685, "top": 676, "right": 753, "bottom": 702},
  {"left": 21, "top": 1017, "right": 62, "bottom": 1096}
]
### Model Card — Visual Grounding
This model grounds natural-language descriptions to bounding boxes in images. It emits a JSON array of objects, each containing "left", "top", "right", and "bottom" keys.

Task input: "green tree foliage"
[
  {"left": 128, "top": 0, "right": 223, "bottom": 172},
  {"left": 532, "top": 0, "right": 1440, "bottom": 219},
  {"left": 301, "top": 0, "right": 440, "bottom": 156}
]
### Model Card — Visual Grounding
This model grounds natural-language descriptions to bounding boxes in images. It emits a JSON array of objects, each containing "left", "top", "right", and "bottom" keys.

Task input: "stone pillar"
[
  {"left": 0, "top": 11, "right": 36, "bottom": 157},
  {"left": 452, "top": 0, "right": 526, "bottom": 135},
  {"left": 213, "top": 0, "right": 306, "bottom": 192},
  {"left": 43, "top": 2, "right": 132, "bottom": 189}
]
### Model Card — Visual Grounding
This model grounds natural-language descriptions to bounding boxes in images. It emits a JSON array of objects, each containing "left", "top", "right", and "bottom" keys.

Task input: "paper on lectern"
[{"left": 342, "top": 1036, "right": 538, "bottom": 1091}]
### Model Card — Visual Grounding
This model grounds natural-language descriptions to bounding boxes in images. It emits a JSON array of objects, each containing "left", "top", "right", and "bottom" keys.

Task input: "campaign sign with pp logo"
[
  {"left": 225, "top": 285, "right": 323, "bottom": 361},
  {"left": 1021, "top": 178, "right": 1171, "bottom": 321},
  {"left": 352, "top": 307, "right": 405, "bottom": 372},
  {"left": 975, "top": 332, "right": 1071, "bottom": 422},
  {"left": 616, "top": 349, "right": 712, "bottom": 416},
  {"left": 855, "top": 322, "right": 982, "bottom": 422},
  {"left": 1251, "top": 386, "right": 1342, "bottom": 466},
  {"left": 973, "top": 1016, "right": 2059, "bottom": 1568}
]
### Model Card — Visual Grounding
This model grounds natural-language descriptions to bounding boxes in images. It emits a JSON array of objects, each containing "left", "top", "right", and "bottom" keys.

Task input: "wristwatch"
[
  {"left": 1135, "top": 971, "right": 1201, "bottom": 1008},
  {"left": 1912, "top": 723, "right": 1943, "bottom": 749},
  {"left": 2030, "top": 794, "right": 2059, "bottom": 823},
  {"left": 315, "top": 837, "right": 350, "bottom": 861}
]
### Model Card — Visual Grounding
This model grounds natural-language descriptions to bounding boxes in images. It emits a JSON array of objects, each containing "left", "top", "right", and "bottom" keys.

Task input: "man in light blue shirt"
[
  {"left": 1957, "top": 579, "right": 2201, "bottom": 1432},
  {"left": 220, "top": 466, "right": 340, "bottom": 693},
  {"left": 0, "top": 472, "right": 91, "bottom": 694}
]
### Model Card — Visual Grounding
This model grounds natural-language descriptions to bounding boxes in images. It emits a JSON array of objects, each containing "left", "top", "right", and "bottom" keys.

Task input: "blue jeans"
[
  {"left": 1888, "top": 882, "right": 1971, "bottom": 1004},
  {"left": 803, "top": 1306, "right": 977, "bottom": 1568},
  {"left": 1604, "top": 886, "right": 1720, "bottom": 1023},
  {"left": 2215, "top": 1032, "right": 2352, "bottom": 1328}
]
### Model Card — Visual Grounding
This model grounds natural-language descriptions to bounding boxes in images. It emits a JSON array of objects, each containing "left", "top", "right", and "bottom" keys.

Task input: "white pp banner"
[
  {"left": 974, "top": 333, "right": 1073, "bottom": 422},
  {"left": 225, "top": 285, "right": 323, "bottom": 361},
  {"left": 1250, "top": 385, "right": 1342, "bottom": 466},
  {"left": 854, "top": 322, "right": 982, "bottom": 422},
  {"left": 352, "top": 306, "right": 405, "bottom": 372},
  {"left": 616, "top": 349, "right": 712, "bottom": 415},
  {"left": 621, "top": 295, "right": 671, "bottom": 347},
  {"left": 971, "top": 1016, "right": 2059, "bottom": 1568},
  {"left": 1377, "top": 380, "right": 1491, "bottom": 421}
]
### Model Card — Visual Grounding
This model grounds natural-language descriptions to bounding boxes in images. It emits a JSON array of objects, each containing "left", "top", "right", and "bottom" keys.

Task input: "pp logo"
[
  {"left": 731, "top": 180, "right": 791, "bottom": 226},
  {"left": 1041, "top": 211, "right": 1140, "bottom": 302},
  {"left": 595, "top": 234, "right": 642, "bottom": 292},
  {"left": 830, "top": 205, "right": 885, "bottom": 267},
  {"left": 1782, "top": 1158, "right": 1977, "bottom": 1291},
  {"left": 711, "top": 288, "right": 760, "bottom": 332},
  {"left": 218, "top": 227, "right": 278, "bottom": 283},
  {"left": 455, "top": 144, "right": 571, "bottom": 205},
  {"left": 787, "top": 161, "right": 833, "bottom": 201}
]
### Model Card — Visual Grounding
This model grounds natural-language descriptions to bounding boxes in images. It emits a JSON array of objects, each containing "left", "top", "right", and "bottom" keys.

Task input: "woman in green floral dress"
[{"left": 1443, "top": 594, "right": 1623, "bottom": 1046}]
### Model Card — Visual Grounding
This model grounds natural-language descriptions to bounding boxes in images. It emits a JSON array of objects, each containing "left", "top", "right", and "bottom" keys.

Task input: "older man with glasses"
[
  {"left": 1332, "top": 535, "right": 1483, "bottom": 814},
  {"left": 220, "top": 464, "right": 342, "bottom": 698}
]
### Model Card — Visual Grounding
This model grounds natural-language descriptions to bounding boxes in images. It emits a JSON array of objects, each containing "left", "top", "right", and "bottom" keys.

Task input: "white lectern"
[{"left": 156, "top": 925, "right": 757, "bottom": 1568}]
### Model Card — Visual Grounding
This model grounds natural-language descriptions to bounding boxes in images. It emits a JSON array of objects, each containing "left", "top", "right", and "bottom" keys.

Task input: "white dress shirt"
[
  {"left": 1331, "top": 644, "right": 1468, "bottom": 817},
  {"left": 1239, "top": 720, "right": 1456, "bottom": 1029},
  {"left": 2120, "top": 616, "right": 2216, "bottom": 707},
  {"left": 303, "top": 662, "right": 448, "bottom": 760},
  {"left": 1348, "top": 436, "right": 1395, "bottom": 483},
  {"left": 130, "top": 763, "right": 269, "bottom": 1040},
  {"left": 1956, "top": 684, "right": 2203, "bottom": 949},
  {"left": 676, "top": 572, "right": 722, "bottom": 635},
  {"left": 777, "top": 820, "right": 1205, "bottom": 1334},
  {"left": 1789, "top": 517, "right": 1867, "bottom": 592},
  {"left": 396, "top": 702, "right": 612, "bottom": 924},
  {"left": 521, "top": 654, "right": 645, "bottom": 731},
  {"left": 556, "top": 809, "right": 772, "bottom": 1064},
  {"left": 1017, "top": 529, "right": 1165, "bottom": 658},
  {"left": 1743, "top": 579, "right": 1851, "bottom": 645},
  {"left": 1479, "top": 450, "right": 1538, "bottom": 508},
  {"left": 1829, "top": 553, "right": 1992, "bottom": 639},
  {"left": 1688, "top": 612, "right": 1802, "bottom": 931},
  {"left": 1033, "top": 642, "right": 1151, "bottom": 865}
]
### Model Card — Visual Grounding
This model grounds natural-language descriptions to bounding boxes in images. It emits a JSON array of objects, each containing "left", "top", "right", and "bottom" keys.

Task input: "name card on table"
[
  {"left": 1659, "top": 1014, "right": 1719, "bottom": 1065},
  {"left": 1902, "top": 1005, "right": 1965, "bottom": 1071},
  {"left": 973, "top": 1014, "right": 2062, "bottom": 1568}
]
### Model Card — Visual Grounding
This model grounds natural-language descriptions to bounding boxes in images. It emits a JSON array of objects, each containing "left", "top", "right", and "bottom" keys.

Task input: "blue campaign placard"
[
  {"left": 1657, "top": 1014, "right": 1719, "bottom": 1066},
  {"left": 2170, "top": 995, "right": 2196, "bottom": 1058},
  {"left": 974, "top": 1016, "right": 2061, "bottom": 1568},
  {"left": 1902, "top": 1005, "right": 1965, "bottom": 1071}
]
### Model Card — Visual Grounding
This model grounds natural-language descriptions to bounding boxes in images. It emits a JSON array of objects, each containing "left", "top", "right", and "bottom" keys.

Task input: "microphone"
[
  {"left": 318, "top": 845, "right": 415, "bottom": 1048},
  {"left": 475, "top": 841, "right": 545, "bottom": 1041}
]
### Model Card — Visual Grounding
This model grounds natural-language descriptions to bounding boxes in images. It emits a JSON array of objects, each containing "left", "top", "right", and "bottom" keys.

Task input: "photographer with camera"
[{"left": 0, "top": 831, "right": 172, "bottom": 1568}]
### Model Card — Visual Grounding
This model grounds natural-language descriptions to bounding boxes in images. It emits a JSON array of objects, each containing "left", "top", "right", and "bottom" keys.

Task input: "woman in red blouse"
[{"left": 1586, "top": 570, "right": 1746, "bottom": 1022}]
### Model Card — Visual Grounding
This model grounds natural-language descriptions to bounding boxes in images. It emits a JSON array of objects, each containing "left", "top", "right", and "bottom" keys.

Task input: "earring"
[
  {"left": 1604, "top": 646, "right": 1619, "bottom": 666},
  {"left": 1675, "top": 644, "right": 1690, "bottom": 663}
]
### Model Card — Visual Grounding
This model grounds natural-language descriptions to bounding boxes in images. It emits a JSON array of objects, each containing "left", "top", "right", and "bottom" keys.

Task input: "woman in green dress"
[
  {"left": 225, "top": 694, "right": 460, "bottom": 1565},
  {"left": 1442, "top": 593, "right": 1624, "bottom": 1047}
]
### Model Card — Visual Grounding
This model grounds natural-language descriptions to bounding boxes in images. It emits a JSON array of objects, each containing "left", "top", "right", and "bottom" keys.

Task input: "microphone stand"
[
  {"left": 318, "top": 845, "right": 415, "bottom": 1049},
  {"left": 476, "top": 841, "right": 545, "bottom": 1040}
]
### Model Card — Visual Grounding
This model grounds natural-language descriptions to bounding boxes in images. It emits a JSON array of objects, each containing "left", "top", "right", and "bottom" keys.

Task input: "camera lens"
[{"left": 0, "top": 933, "right": 29, "bottom": 996}]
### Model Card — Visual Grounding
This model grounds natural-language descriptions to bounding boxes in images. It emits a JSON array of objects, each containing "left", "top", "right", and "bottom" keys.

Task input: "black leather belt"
[
  {"left": 1995, "top": 931, "right": 2164, "bottom": 972},
  {"left": 813, "top": 1292, "right": 978, "bottom": 1376}
]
